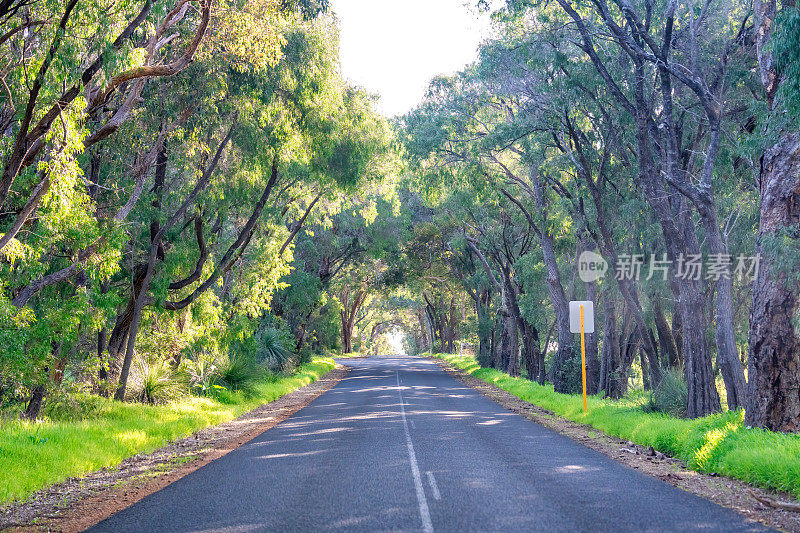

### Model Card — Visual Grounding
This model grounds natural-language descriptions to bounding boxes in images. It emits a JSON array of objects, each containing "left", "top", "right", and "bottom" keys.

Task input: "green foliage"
[
  {"left": 644, "top": 368, "right": 689, "bottom": 418},
  {"left": 182, "top": 351, "right": 223, "bottom": 397},
  {"left": 760, "top": 223, "right": 800, "bottom": 290},
  {"left": 773, "top": 7, "right": 800, "bottom": 120},
  {"left": 130, "top": 356, "right": 189, "bottom": 405},
  {"left": 555, "top": 354, "right": 583, "bottom": 395},
  {"left": 217, "top": 356, "right": 260, "bottom": 395},
  {"left": 255, "top": 327, "right": 293, "bottom": 368},
  {"left": 0, "top": 0, "right": 394, "bottom": 423},
  {"left": 41, "top": 392, "right": 106, "bottom": 422}
]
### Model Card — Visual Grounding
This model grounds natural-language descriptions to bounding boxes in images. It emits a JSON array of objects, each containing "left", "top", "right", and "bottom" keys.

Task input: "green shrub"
[
  {"left": 218, "top": 356, "right": 260, "bottom": 394},
  {"left": 41, "top": 391, "right": 106, "bottom": 422},
  {"left": 130, "top": 356, "right": 189, "bottom": 405},
  {"left": 182, "top": 351, "right": 222, "bottom": 396},
  {"left": 298, "top": 347, "right": 314, "bottom": 366},
  {"left": 255, "top": 327, "right": 293, "bottom": 370},
  {"left": 644, "top": 368, "right": 688, "bottom": 418}
]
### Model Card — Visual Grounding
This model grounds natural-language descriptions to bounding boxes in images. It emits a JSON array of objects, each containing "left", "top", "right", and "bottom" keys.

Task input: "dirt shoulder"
[
  {"left": 431, "top": 357, "right": 800, "bottom": 533},
  {"left": 1, "top": 365, "right": 349, "bottom": 533}
]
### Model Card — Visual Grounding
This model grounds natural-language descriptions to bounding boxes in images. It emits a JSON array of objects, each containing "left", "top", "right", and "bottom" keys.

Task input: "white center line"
[
  {"left": 397, "top": 371, "right": 433, "bottom": 533},
  {"left": 425, "top": 471, "right": 441, "bottom": 501}
]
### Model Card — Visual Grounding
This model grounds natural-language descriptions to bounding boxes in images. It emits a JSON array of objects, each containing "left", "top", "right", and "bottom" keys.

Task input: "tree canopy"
[{"left": 1, "top": 0, "right": 799, "bottom": 434}]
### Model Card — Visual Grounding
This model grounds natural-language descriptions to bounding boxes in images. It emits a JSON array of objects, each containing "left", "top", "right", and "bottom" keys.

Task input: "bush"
[
  {"left": 255, "top": 327, "right": 293, "bottom": 370},
  {"left": 644, "top": 367, "right": 688, "bottom": 418},
  {"left": 298, "top": 347, "right": 314, "bottom": 366},
  {"left": 130, "top": 356, "right": 189, "bottom": 405},
  {"left": 218, "top": 356, "right": 260, "bottom": 394},
  {"left": 41, "top": 390, "right": 106, "bottom": 421},
  {"left": 182, "top": 351, "right": 222, "bottom": 396}
]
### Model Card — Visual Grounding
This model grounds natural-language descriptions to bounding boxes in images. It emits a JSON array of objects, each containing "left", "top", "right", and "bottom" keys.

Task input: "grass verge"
[
  {"left": 333, "top": 351, "right": 369, "bottom": 359},
  {"left": 432, "top": 353, "right": 800, "bottom": 499},
  {"left": 0, "top": 357, "right": 336, "bottom": 505}
]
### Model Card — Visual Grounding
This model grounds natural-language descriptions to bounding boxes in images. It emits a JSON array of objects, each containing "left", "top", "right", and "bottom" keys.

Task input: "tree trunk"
[
  {"left": 746, "top": 132, "right": 800, "bottom": 431},
  {"left": 744, "top": 0, "right": 800, "bottom": 431},
  {"left": 678, "top": 215, "right": 722, "bottom": 418},
  {"left": 653, "top": 296, "right": 679, "bottom": 368},
  {"left": 340, "top": 288, "right": 365, "bottom": 354},
  {"left": 532, "top": 170, "right": 575, "bottom": 393},
  {"left": 496, "top": 314, "right": 510, "bottom": 370},
  {"left": 498, "top": 311, "right": 515, "bottom": 373},
  {"left": 701, "top": 205, "right": 748, "bottom": 410},
  {"left": 22, "top": 340, "right": 66, "bottom": 419},
  {"left": 115, "top": 243, "right": 158, "bottom": 401},
  {"left": 490, "top": 323, "right": 498, "bottom": 369},
  {"left": 600, "top": 292, "right": 623, "bottom": 398},
  {"left": 342, "top": 324, "right": 353, "bottom": 353},
  {"left": 640, "top": 346, "right": 651, "bottom": 391},
  {"left": 21, "top": 384, "right": 46, "bottom": 421},
  {"left": 416, "top": 308, "right": 430, "bottom": 353},
  {"left": 506, "top": 313, "right": 520, "bottom": 377},
  {"left": 521, "top": 322, "right": 539, "bottom": 382},
  {"left": 617, "top": 304, "right": 641, "bottom": 398},
  {"left": 671, "top": 294, "right": 684, "bottom": 366},
  {"left": 438, "top": 295, "right": 448, "bottom": 353}
]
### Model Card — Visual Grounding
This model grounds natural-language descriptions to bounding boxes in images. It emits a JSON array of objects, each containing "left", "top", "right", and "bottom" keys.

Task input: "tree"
[{"left": 745, "top": 0, "right": 800, "bottom": 432}]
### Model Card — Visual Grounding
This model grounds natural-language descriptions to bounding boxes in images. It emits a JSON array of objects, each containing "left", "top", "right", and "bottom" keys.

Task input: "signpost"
[{"left": 569, "top": 301, "right": 594, "bottom": 412}]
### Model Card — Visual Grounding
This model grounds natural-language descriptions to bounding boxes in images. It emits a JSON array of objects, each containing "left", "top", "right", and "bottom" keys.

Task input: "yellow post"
[{"left": 580, "top": 304, "right": 587, "bottom": 412}]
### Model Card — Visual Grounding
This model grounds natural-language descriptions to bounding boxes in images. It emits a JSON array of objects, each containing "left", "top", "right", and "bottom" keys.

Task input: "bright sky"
[
  {"left": 387, "top": 329, "right": 406, "bottom": 354},
  {"left": 330, "top": 1, "right": 497, "bottom": 117}
]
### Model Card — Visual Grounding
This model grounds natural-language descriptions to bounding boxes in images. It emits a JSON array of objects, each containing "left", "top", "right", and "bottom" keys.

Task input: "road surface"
[{"left": 90, "top": 355, "right": 767, "bottom": 532}]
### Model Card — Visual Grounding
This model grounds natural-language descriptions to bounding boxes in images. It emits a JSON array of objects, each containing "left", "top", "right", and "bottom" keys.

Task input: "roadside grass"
[
  {"left": 432, "top": 353, "right": 800, "bottom": 499},
  {"left": 0, "top": 357, "right": 336, "bottom": 505},
  {"left": 334, "top": 351, "right": 369, "bottom": 358}
]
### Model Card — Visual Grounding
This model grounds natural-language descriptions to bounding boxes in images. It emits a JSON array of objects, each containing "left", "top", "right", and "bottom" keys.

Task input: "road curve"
[{"left": 89, "top": 355, "right": 768, "bottom": 532}]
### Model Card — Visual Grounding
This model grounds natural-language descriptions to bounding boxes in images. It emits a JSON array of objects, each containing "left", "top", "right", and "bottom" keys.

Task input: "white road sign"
[{"left": 569, "top": 301, "right": 594, "bottom": 333}]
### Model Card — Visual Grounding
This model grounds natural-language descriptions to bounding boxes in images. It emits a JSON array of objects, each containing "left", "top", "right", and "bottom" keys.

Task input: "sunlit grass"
[
  {"left": 0, "top": 358, "right": 336, "bottom": 505},
  {"left": 433, "top": 353, "right": 800, "bottom": 499},
  {"left": 334, "top": 352, "right": 369, "bottom": 358}
]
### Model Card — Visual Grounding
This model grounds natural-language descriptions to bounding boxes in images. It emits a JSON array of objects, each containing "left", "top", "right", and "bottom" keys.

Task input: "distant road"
[{"left": 90, "top": 355, "right": 767, "bottom": 532}]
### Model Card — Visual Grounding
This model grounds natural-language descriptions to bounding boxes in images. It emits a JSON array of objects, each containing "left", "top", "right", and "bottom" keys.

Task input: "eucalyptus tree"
[
  {"left": 463, "top": 200, "right": 543, "bottom": 379},
  {"left": 403, "top": 62, "right": 583, "bottom": 390},
  {"left": 0, "top": 0, "right": 216, "bottom": 416},
  {"left": 473, "top": 21, "right": 670, "bottom": 394},
  {"left": 484, "top": 0, "right": 763, "bottom": 415},
  {"left": 0, "top": 0, "right": 212, "bottom": 250},
  {"left": 396, "top": 196, "right": 472, "bottom": 356},
  {"left": 745, "top": 0, "right": 800, "bottom": 431}
]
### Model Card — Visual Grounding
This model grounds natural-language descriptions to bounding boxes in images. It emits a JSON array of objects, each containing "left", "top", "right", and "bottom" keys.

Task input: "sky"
[{"left": 329, "top": 1, "right": 498, "bottom": 117}]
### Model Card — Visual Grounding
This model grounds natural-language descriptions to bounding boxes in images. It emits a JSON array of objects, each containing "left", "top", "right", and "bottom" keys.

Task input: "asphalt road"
[{"left": 90, "top": 355, "right": 768, "bottom": 532}]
